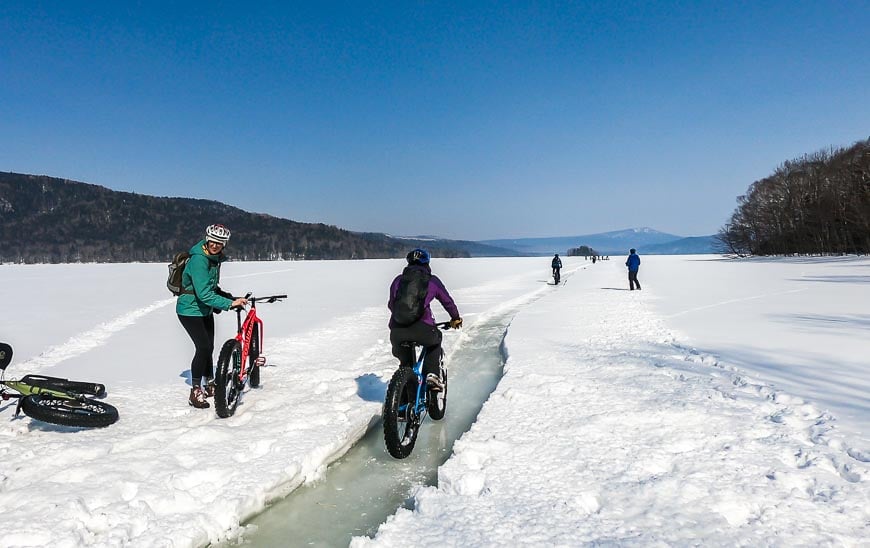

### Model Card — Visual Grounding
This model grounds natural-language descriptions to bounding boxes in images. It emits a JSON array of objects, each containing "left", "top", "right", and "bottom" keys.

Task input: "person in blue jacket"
[{"left": 625, "top": 248, "right": 641, "bottom": 290}]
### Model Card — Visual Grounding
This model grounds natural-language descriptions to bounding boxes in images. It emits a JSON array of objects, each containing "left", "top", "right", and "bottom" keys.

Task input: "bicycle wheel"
[
  {"left": 383, "top": 366, "right": 420, "bottom": 459},
  {"left": 215, "top": 339, "right": 243, "bottom": 418},
  {"left": 248, "top": 324, "right": 261, "bottom": 388},
  {"left": 21, "top": 394, "right": 118, "bottom": 428},
  {"left": 427, "top": 364, "right": 447, "bottom": 421}
]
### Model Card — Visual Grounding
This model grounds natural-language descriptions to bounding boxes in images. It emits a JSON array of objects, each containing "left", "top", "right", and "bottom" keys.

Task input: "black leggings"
[
  {"left": 628, "top": 270, "right": 641, "bottom": 290},
  {"left": 178, "top": 314, "right": 215, "bottom": 386},
  {"left": 390, "top": 322, "right": 443, "bottom": 378}
]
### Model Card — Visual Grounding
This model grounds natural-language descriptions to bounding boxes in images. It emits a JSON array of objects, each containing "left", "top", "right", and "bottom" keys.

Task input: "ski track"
[
  {"left": 664, "top": 287, "right": 807, "bottom": 318},
  {"left": 15, "top": 298, "right": 176, "bottom": 372},
  {"left": 355, "top": 272, "right": 870, "bottom": 546},
  {"left": 11, "top": 266, "right": 296, "bottom": 374}
]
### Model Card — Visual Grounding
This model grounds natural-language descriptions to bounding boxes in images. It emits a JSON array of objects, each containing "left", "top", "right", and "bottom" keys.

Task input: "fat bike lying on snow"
[
  {"left": 214, "top": 293, "right": 286, "bottom": 418},
  {"left": 0, "top": 342, "right": 119, "bottom": 428},
  {"left": 383, "top": 322, "right": 454, "bottom": 459}
]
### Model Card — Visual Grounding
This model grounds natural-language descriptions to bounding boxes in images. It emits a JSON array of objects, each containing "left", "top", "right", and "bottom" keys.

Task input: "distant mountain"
[
  {"left": 0, "top": 172, "right": 472, "bottom": 263},
  {"left": 389, "top": 235, "right": 523, "bottom": 257},
  {"left": 479, "top": 227, "right": 714, "bottom": 255}
]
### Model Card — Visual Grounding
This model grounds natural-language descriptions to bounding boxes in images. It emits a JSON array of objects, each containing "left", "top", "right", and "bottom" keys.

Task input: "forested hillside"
[
  {"left": 717, "top": 138, "right": 870, "bottom": 255},
  {"left": 0, "top": 173, "right": 468, "bottom": 263}
]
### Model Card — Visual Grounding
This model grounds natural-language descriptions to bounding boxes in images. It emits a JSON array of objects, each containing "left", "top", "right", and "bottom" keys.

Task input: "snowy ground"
[
  {"left": 355, "top": 257, "right": 870, "bottom": 546},
  {"left": 0, "top": 255, "right": 868, "bottom": 546}
]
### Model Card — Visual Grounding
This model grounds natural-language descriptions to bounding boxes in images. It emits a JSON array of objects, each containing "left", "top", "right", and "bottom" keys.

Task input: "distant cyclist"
[
  {"left": 388, "top": 248, "right": 462, "bottom": 392},
  {"left": 625, "top": 248, "right": 641, "bottom": 290},
  {"left": 177, "top": 224, "right": 248, "bottom": 409},
  {"left": 551, "top": 253, "right": 562, "bottom": 284}
]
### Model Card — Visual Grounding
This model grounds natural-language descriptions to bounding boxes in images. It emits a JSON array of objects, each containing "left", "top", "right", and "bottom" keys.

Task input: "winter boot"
[
  {"left": 426, "top": 373, "right": 444, "bottom": 392},
  {"left": 188, "top": 386, "right": 210, "bottom": 409},
  {"left": 204, "top": 379, "right": 216, "bottom": 398}
]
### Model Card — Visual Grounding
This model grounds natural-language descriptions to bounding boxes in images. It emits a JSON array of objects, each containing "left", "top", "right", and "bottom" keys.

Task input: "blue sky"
[{"left": 2, "top": 1, "right": 868, "bottom": 240}]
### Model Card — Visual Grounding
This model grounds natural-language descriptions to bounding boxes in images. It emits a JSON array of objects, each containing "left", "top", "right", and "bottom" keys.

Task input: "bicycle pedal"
[{"left": 254, "top": 356, "right": 267, "bottom": 367}]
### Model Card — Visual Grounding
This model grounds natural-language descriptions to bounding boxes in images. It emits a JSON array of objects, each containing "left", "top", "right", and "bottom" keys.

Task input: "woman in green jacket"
[{"left": 177, "top": 224, "right": 248, "bottom": 408}]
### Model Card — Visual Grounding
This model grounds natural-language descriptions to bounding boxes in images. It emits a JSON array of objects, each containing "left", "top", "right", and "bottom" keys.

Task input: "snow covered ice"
[{"left": 1, "top": 256, "right": 868, "bottom": 546}]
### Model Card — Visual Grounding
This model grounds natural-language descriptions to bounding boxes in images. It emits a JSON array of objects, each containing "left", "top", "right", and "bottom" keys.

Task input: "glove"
[{"left": 449, "top": 317, "right": 463, "bottom": 329}]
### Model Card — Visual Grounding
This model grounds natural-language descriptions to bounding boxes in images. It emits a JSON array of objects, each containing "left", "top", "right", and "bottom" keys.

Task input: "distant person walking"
[
  {"left": 177, "top": 224, "right": 248, "bottom": 409},
  {"left": 551, "top": 253, "right": 562, "bottom": 284},
  {"left": 625, "top": 248, "right": 641, "bottom": 290}
]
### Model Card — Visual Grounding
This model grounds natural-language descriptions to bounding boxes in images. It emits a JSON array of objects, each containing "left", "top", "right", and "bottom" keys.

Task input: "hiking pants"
[
  {"left": 390, "top": 321, "right": 443, "bottom": 378},
  {"left": 178, "top": 314, "right": 215, "bottom": 385},
  {"left": 628, "top": 270, "right": 641, "bottom": 290}
]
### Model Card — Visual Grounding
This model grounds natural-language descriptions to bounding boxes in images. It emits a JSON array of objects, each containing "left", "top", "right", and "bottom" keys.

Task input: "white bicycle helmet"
[{"left": 205, "top": 223, "right": 231, "bottom": 245}]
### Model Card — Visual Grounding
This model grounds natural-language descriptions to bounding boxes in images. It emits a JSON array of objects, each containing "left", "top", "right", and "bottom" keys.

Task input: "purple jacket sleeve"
[{"left": 429, "top": 275, "right": 460, "bottom": 321}]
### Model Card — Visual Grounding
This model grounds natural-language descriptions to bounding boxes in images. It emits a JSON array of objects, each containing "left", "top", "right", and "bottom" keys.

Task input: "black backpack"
[
  {"left": 391, "top": 266, "right": 431, "bottom": 326},
  {"left": 167, "top": 251, "right": 193, "bottom": 296}
]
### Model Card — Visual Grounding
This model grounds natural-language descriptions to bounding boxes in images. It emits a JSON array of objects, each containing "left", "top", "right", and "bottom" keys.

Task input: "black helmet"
[
  {"left": 630, "top": 248, "right": 636, "bottom": 253},
  {"left": 406, "top": 248, "right": 431, "bottom": 265}
]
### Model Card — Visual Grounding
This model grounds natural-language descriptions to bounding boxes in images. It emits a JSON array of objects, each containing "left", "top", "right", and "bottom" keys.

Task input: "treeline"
[
  {"left": 716, "top": 138, "right": 870, "bottom": 256},
  {"left": 0, "top": 173, "right": 468, "bottom": 263},
  {"left": 567, "top": 245, "right": 598, "bottom": 257}
]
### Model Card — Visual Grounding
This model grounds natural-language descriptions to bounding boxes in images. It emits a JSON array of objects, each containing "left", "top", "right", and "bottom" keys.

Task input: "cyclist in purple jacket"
[{"left": 388, "top": 248, "right": 462, "bottom": 391}]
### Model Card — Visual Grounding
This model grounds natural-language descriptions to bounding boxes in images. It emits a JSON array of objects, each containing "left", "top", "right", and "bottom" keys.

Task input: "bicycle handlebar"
[
  {"left": 251, "top": 294, "right": 287, "bottom": 304},
  {"left": 231, "top": 293, "right": 287, "bottom": 310}
]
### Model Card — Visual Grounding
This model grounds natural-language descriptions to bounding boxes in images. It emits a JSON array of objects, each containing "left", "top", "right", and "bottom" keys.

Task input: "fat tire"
[
  {"left": 249, "top": 324, "right": 261, "bottom": 388},
  {"left": 215, "top": 339, "right": 243, "bottom": 418},
  {"left": 427, "top": 365, "right": 447, "bottom": 421},
  {"left": 20, "top": 394, "right": 118, "bottom": 428},
  {"left": 383, "top": 366, "right": 420, "bottom": 459}
]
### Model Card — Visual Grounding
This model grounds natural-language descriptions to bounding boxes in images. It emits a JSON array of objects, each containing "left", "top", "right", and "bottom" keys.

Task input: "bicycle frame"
[
  {"left": 398, "top": 320, "right": 452, "bottom": 420},
  {"left": 1, "top": 379, "right": 78, "bottom": 400},
  {"left": 230, "top": 294, "right": 286, "bottom": 385},
  {"left": 1, "top": 379, "right": 82, "bottom": 420},
  {"left": 399, "top": 344, "right": 430, "bottom": 421},
  {"left": 232, "top": 303, "right": 264, "bottom": 386}
]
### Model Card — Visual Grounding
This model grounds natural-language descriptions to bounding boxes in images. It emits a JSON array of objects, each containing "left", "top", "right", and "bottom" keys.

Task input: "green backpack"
[{"left": 167, "top": 251, "right": 193, "bottom": 296}]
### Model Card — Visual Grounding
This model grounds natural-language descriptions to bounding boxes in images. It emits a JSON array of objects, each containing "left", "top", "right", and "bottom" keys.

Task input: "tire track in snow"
[
  {"left": 664, "top": 288, "right": 807, "bottom": 318},
  {"left": 15, "top": 267, "right": 292, "bottom": 373},
  {"left": 18, "top": 298, "right": 176, "bottom": 371}
]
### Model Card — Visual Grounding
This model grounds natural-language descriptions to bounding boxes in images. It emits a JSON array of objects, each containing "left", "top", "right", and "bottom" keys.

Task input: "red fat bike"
[{"left": 214, "top": 293, "right": 286, "bottom": 418}]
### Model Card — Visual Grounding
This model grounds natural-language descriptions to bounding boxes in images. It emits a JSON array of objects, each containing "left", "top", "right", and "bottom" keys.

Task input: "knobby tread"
[
  {"left": 383, "top": 366, "right": 420, "bottom": 459},
  {"left": 215, "top": 339, "right": 242, "bottom": 418},
  {"left": 20, "top": 394, "right": 118, "bottom": 428}
]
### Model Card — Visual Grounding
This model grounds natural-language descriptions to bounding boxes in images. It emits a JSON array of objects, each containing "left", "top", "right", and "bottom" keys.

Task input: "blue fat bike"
[{"left": 383, "top": 322, "right": 452, "bottom": 459}]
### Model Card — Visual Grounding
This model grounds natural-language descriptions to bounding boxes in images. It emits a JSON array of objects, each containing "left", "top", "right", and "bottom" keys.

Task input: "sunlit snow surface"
[{"left": 0, "top": 256, "right": 868, "bottom": 546}]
